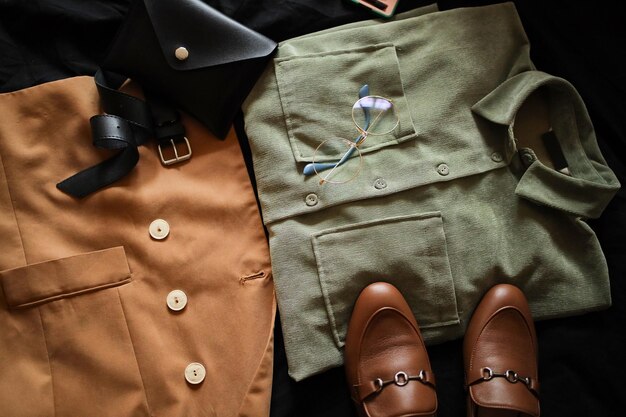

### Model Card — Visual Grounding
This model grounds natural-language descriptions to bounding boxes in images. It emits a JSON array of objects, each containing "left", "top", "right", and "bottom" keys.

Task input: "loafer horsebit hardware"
[
  {"left": 374, "top": 370, "right": 428, "bottom": 392},
  {"left": 480, "top": 367, "right": 532, "bottom": 386}
]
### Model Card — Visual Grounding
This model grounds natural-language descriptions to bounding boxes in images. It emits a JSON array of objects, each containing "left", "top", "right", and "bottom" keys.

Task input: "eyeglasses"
[{"left": 303, "top": 85, "right": 399, "bottom": 185}]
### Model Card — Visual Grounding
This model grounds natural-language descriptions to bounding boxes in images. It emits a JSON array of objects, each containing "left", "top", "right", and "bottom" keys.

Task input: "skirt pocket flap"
[{"left": 1, "top": 246, "right": 131, "bottom": 309}]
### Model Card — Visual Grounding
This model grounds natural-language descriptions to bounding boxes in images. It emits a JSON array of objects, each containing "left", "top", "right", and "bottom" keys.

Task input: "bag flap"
[{"left": 143, "top": 0, "right": 276, "bottom": 70}]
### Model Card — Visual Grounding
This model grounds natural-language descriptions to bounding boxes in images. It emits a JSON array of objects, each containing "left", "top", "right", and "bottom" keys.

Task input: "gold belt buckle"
[{"left": 158, "top": 137, "right": 192, "bottom": 166}]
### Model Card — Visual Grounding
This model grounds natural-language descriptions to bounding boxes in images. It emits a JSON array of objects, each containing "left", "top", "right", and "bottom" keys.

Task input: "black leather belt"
[{"left": 57, "top": 69, "right": 191, "bottom": 198}]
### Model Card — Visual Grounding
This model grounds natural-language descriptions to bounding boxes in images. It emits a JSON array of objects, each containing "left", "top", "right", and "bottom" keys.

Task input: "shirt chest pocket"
[{"left": 274, "top": 43, "right": 418, "bottom": 165}]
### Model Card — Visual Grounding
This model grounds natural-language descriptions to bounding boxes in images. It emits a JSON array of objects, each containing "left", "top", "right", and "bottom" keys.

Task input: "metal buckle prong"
[{"left": 158, "top": 137, "right": 192, "bottom": 166}]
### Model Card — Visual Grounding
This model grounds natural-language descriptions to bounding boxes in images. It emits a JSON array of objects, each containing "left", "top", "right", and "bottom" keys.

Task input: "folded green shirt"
[{"left": 242, "top": 2, "right": 620, "bottom": 381}]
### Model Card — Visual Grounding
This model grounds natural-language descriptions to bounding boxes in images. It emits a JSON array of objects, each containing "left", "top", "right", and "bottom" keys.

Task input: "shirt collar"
[{"left": 472, "top": 71, "right": 620, "bottom": 218}]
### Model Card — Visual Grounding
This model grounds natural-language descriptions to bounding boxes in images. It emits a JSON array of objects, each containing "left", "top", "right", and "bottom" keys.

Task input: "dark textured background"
[{"left": 1, "top": 1, "right": 624, "bottom": 415}]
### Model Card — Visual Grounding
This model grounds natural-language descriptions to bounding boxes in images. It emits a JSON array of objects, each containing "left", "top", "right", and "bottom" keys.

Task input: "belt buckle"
[{"left": 158, "top": 137, "right": 192, "bottom": 166}]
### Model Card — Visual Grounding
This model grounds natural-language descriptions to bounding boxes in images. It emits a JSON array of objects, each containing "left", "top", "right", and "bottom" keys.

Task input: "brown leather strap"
[
  {"left": 466, "top": 367, "right": 540, "bottom": 398},
  {"left": 352, "top": 370, "right": 436, "bottom": 402}
]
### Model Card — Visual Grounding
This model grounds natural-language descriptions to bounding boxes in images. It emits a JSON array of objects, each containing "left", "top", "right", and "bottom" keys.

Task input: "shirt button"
[
  {"left": 373, "top": 178, "right": 387, "bottom": 189},
  {"left": 436, "top": 163, "right": 449, "bottom": 176},
  {"left": 305, "top": 193, "right": 318, "bottom": 206},
  {"left": 175, "top": 46, "right": 189, "bottom": 61},
  {"left": 166, "top": 290, "right": 188, "bottom": 311},
  {"left": 491, "top": 152, "right": 503, "bottom": 162},
  {"left": 521, "top": 152, "right": 536, "bottom": 166},
  {"left": 149, "top": 219, "right": 170, "bottom": 240},
  {"left": 184, "top": 362, "right": 206, "bottom": 385}
]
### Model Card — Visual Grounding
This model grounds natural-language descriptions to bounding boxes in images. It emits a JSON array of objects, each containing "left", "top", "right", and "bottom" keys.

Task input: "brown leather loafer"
[
  {"left": 463, "top": 284, "right": 540, "bottom": 417},
  {"left": 345, "top": 282, "right": 437, "bottom": 417}
]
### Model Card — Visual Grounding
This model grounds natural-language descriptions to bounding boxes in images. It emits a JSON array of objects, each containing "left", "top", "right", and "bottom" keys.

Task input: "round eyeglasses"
[{"left": 303, "top": 94, "right": 399, "bottom": 185}]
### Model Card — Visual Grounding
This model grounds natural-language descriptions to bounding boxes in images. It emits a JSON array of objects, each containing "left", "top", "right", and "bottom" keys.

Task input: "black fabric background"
[{"left": 1, "top": 1, "right": 624, "bottom": 416}]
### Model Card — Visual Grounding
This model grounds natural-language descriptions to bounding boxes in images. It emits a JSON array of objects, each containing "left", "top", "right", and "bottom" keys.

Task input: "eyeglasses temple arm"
[
  {"left": 303, "top": 141, "right": 359, "bottom": 176},
  {"left": 303, "top": 83, "right": 370, "bottom": 176},
  {"left": 319, "top": 145, "right": 357, "bottom": 183}
]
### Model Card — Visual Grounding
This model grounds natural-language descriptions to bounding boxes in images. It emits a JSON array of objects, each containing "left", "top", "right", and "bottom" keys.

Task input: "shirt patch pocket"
[
  {"left": 311, "top": 211, "right": 459, "bottom": 348},
  {"left": 275, "top": 43, "right": 418, "bottom": 163}
]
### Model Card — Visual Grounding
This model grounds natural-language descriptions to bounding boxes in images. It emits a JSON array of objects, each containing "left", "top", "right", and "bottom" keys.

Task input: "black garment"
[
  {"left": 0, "top": 0, "right": 129, "bottom": 92},
  {"left": 1, "top": 1, "right": 625, "bottom": 416}
]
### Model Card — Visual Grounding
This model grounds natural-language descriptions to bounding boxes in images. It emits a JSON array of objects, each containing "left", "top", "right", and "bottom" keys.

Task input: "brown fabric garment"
[{"left": 0, "top": 76, "right": 275, "bottom": 417}]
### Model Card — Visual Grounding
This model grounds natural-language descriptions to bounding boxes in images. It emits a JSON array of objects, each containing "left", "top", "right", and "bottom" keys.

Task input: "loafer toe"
[
  {"left": 345, "top": 282, "right": 437, "bottom": 417},
  {"left": 463, "top": 284, "right": 540, "bottom": 417}
]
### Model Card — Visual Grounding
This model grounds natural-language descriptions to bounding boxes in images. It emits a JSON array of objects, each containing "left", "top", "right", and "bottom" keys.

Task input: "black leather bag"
[{"left": 102, "top": 0, "right": 277, "bottom": 139}]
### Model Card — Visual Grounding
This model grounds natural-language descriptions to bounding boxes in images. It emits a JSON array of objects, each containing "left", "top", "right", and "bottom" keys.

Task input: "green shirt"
[{"left": 242, "top": 3, "right": 620, "bottom": 381}]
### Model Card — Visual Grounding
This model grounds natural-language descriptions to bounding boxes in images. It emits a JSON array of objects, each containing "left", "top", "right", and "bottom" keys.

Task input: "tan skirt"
[{"left": 0, "top": 76, "right": 275, "bottom": 417}]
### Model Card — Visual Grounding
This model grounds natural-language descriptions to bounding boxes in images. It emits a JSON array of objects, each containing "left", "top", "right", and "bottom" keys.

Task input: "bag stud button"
[{"left": 175, "top": 47, "right": 189, "bottom": 61}]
